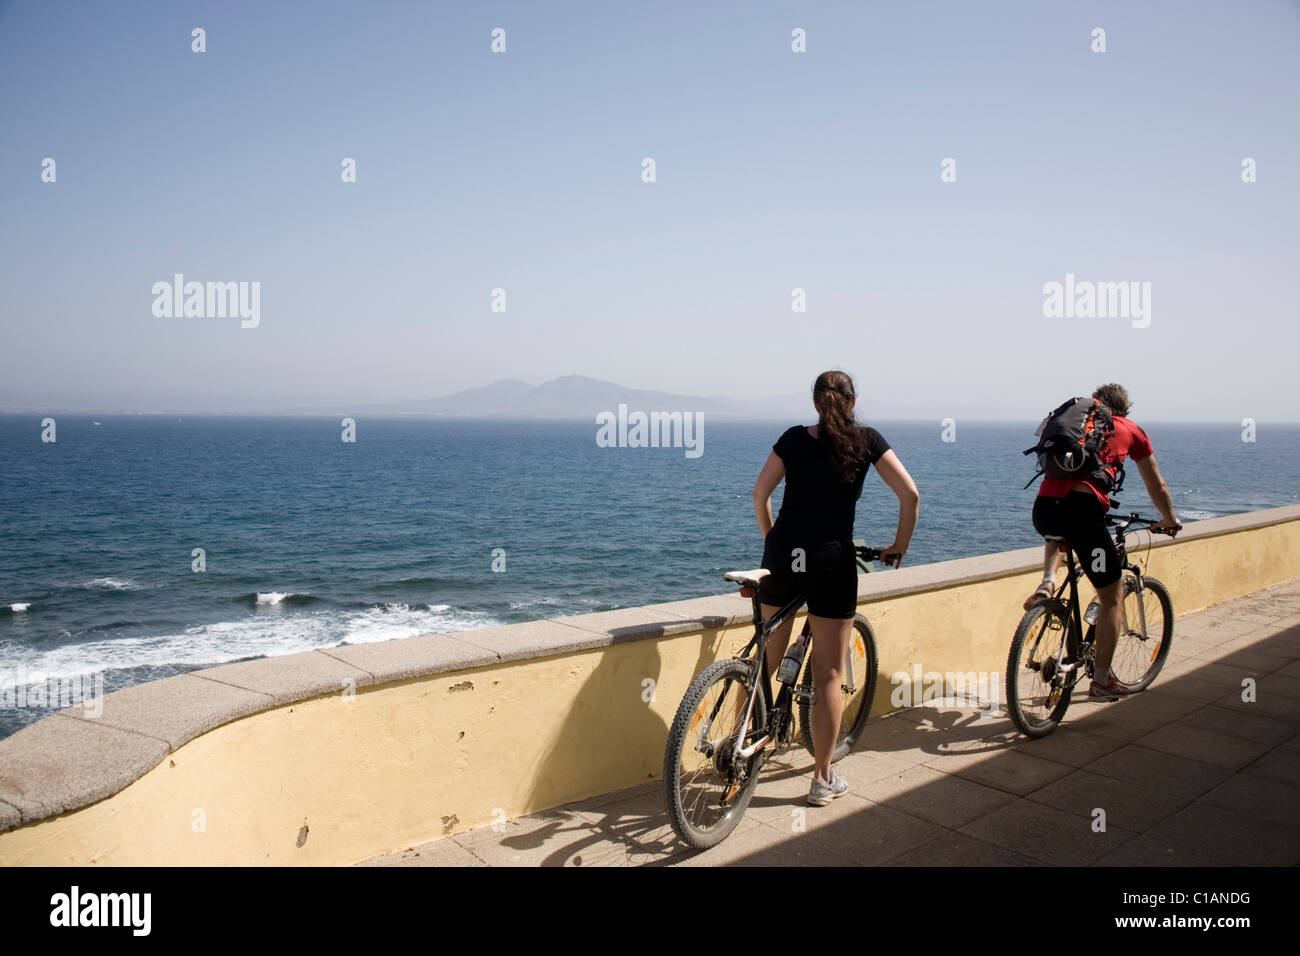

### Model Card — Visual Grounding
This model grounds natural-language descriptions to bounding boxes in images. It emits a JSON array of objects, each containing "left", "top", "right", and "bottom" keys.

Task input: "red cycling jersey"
[{"left": 1038, "top": 415, "right": 1153, "bottom": 511}]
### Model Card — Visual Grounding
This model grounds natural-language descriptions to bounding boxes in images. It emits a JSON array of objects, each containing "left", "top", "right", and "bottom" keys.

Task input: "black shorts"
[
  {"left": 757, "top": 534, "right": 858, "bottom": 619},
  {"left": 1032, "top": 492, "right": 1122, "bottom": 589}
]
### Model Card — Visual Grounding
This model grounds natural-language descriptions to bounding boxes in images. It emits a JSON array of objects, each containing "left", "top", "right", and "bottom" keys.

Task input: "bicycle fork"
[
  {"left": 733, "top": 678, "right": 770, "bottom": 762},
  {"left": 1128, "top": 574, "right": 1148, "bottom": 641}
]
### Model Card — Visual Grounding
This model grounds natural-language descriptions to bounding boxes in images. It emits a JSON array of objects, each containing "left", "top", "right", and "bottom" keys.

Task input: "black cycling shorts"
[
  {"left": 757, "top": 535, "right": 858, "bottom": 620},
  {"left": 1032, "top": 492, "right": 1122, "bottom": 589}
]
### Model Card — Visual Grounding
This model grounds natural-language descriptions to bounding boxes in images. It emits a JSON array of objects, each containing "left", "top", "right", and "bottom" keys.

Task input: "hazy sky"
[{"left": 2, "top": 0, "right": 1297, "bottom": 420}]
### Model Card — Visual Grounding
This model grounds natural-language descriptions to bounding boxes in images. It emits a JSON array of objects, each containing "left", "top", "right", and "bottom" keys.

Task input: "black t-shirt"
[{"left": 768, "top": 424, "right": 891, "bottom": 548}]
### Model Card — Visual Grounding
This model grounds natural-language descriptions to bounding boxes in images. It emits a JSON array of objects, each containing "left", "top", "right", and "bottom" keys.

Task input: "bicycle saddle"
[{"left": 723, "top": 568, "right": 771, "bottom": 587}]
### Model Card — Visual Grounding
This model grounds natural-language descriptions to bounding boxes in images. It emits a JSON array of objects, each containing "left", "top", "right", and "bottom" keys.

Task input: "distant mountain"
[{"left": 346, "top": 374, "right": 806, "bottom": 420}]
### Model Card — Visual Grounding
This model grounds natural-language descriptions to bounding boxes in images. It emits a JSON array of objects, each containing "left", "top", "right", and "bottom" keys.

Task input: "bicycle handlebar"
[
  {"left": 1105, "top": 512, "right": 1181, "bottom": 536},
  {"left": 855, "top": 544, "right": 902, "bottom": 568}
]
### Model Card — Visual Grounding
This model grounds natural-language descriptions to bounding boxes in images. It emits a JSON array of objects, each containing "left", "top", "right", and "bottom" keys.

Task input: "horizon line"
[{"left": 2, "top": 411, "right": 1296, "bottom": 427}]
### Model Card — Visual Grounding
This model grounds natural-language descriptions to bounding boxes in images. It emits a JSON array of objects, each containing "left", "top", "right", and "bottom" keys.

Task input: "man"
[{"left": 1025, "top": 384, "right": 1181, "bottom": 700}]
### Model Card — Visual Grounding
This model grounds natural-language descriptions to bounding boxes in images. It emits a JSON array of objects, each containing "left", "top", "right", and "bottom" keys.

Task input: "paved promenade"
[{"left": 362, "top": 580, "right": 1300, "bottom": 867}]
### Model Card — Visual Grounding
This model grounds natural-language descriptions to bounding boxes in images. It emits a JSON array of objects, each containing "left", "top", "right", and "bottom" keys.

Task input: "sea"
[{"left": 1, "top": 414, "right": 1296, "bottom": 739}]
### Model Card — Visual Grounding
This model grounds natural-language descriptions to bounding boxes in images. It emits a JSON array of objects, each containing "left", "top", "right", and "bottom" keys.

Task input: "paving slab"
[
  {"left": 1089, "top": 690, "right": 1206, "bottom": 732},
  {"left": 1174, "top": 703, "right": 1295, "bottom": 747},
  {"left": 789, "top": 799, "right": 948, "bottom": 866},
  {"left": 957, "top": 799, "right": 1140, "bottom": 866},
  {"left": 1196, "top": 773, "right": 1300, "bottom": 833},
  {"left": 1091, "top": 834, "right": 1235, "bottom": 867},
  {"left": 678, "top": 816, "right": 859, "bottom": 867},
  {"left": 1209, "top": 688, "right": 1300, "bottom": 723},
  {"left": 981, "top": 726, "right": 1127, "bottom": 768},
  {"left": 884, "top": 830, "right": 1038, "bottom": 867},
  {"left": 850, "top": 713, "right": 968, "bottom": 763},
  {"left": 449, "top": 806, "right": 614, "bottom": 867},
  {"left": 1084, "top": 744, "right": 1235, "bottom": 799},
  {"left": 856, "top": 763, "right": 1016, "bottom": 828},
  {"left": 572, "top": 783, "right": 700, "bottom": 865},
  {"left": 1209, "top": 647, "right": 1293, "bottom": 674},
  {"left": 1145, "top": 803, "right": 1300, "bottom": 866},
  {"left": 1026, "top": 768, "right": 1191, "bottom": 832},
  {"left": 1240, "top": 749, "right": 1300, "bottom": 787},
  {"left": 1134, "top": 723, "right": 1274, "bottom": 770},
  {"left": 923, "top": 746, "right": 1074, "bottom": 796},
  {"left": 358, "top": 837, "right": 487, "bottom": 867},
  {"left": 1147, "top": 673, "right": 1244, "bottom": 704}
]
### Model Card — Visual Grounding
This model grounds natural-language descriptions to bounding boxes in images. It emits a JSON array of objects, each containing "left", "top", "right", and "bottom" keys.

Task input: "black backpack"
[{"left": 1023, "top": 397, "right": 1125, "bottom": 494}]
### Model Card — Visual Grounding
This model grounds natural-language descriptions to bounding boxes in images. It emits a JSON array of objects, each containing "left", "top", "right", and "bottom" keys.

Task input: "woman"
[{"left": 752, "top": 370, "right": 919, "bottom": 805}]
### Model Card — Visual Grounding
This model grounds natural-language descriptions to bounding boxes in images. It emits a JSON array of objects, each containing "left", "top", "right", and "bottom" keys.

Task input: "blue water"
[{"left": 1, "top": 414, "right": 1296, "bottom": 739}]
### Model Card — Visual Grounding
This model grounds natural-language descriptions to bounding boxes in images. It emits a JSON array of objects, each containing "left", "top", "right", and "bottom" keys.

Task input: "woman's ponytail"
[{"left": 813, "top": 370, "right": 868, "bottom": 484}]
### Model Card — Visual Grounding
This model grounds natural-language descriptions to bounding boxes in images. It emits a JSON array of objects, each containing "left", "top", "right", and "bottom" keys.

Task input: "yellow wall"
[{"left": 2, "top": 513, "right": 1296, "bottom": 866}]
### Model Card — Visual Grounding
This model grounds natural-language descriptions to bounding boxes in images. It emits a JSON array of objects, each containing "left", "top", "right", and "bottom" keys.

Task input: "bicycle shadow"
[{"left": 501, "top": 614, "right": 736, "bottom": 865}]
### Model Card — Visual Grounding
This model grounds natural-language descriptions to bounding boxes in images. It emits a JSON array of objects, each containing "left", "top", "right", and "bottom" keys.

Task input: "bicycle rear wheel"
[
  {"left": 1109, "top": 575, "right": 1173, "bottom": 690},
  {"left": 663, "top": 658, "right": 768, "bottom": 850},
  {"left": 1006, "top": 601, "right": 1077, "bottom": 738},
  {"left": 798, "top": 614, "right": 878, "bottom": 763}
]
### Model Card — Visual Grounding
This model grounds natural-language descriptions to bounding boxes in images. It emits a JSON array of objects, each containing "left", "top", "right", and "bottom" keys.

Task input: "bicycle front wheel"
[
  {"left": 1110, "top": 575, "right": 1173, "bottom": 690},
  {"left": 1006, "top": 601, "right": 1076, "bottom": 738},
  {"left": 663, "top": 658, "right": 768, "bottom": 850},
  {"left": 798, "top": 614, "right": 878, "bottom": 763}
]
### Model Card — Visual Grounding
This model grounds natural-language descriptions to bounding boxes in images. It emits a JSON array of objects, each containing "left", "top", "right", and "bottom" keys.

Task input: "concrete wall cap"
[
  {"left": 0, "top": 716, "right": 170, "bottom": 825},
  {"left": 196, "top": 649, "right": 375, "bottom": 707}
]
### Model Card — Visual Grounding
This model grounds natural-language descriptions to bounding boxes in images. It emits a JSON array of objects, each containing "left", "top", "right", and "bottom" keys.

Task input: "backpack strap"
[{"left": 1110, "top": 461, "right": 1127, "bottom": 496}]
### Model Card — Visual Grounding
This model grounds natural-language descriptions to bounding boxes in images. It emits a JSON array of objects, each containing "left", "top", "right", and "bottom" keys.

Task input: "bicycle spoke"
[
  {"left": 1111, "top": 581, "right": 1168, "bottom": 686},
  {"left": 672, "top": 668, "right": 757, "bottom": 832},
  {"left": 1012, "top": 609, "right": 1070, "bottom": 726}
]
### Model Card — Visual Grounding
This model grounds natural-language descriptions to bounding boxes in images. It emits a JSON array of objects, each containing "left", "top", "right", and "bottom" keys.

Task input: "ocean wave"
[
  {"left": 7, "top": 603, "right": 31, "bottom": 613},
  {"left": 0, "top": 602, "right": 505, "bottom": 691},
  {"left": 239, "top": 592, "right": 321, "bottom": 607},
  {"left": 84, "top": 577, "right": 141, "bottom": 591},
  {"left": 508, "top": 596, "right": 609, "bottom": 612}
]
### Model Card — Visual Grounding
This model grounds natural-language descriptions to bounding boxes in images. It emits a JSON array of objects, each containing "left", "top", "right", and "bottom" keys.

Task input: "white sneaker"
[{"left": 808, "top": 770, "right": 849, "bottom": 806}]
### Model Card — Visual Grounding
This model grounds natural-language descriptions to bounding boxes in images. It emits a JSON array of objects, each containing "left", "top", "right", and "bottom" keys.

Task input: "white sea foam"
[
  {"left": 85, "top": 577, "right": 141, "bottom": 591},
  {"left": 255, "top": 592, "right": 291, "bottom": 606},
  {"left": 509, "top": 596, "right": 605, "bottom": 611},
  {"left": 0, "top": 603, "right": 503, "bottom": 691},
  {"left": 8, "top": 603, "right": 30, "bottom": 613}
]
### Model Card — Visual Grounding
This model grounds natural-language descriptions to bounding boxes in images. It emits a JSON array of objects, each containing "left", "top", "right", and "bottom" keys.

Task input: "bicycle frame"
[
  {"left": 707, "top": 544, "right": 882, "bottom": 774},
  {"left": 702, "top": 588, "right": 805, "bottom": 768},
  {"left": 1036, "top": 515, "right": 1156, "bottom": 687}
]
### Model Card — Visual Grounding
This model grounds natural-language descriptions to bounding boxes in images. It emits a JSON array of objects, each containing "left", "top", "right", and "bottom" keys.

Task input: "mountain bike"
[
  {"left": 662, "top": 544, "right": 884, "bottom": 850},
  {"left": 1006, "top": 513, "right": 1175, "bottom": 738}
]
